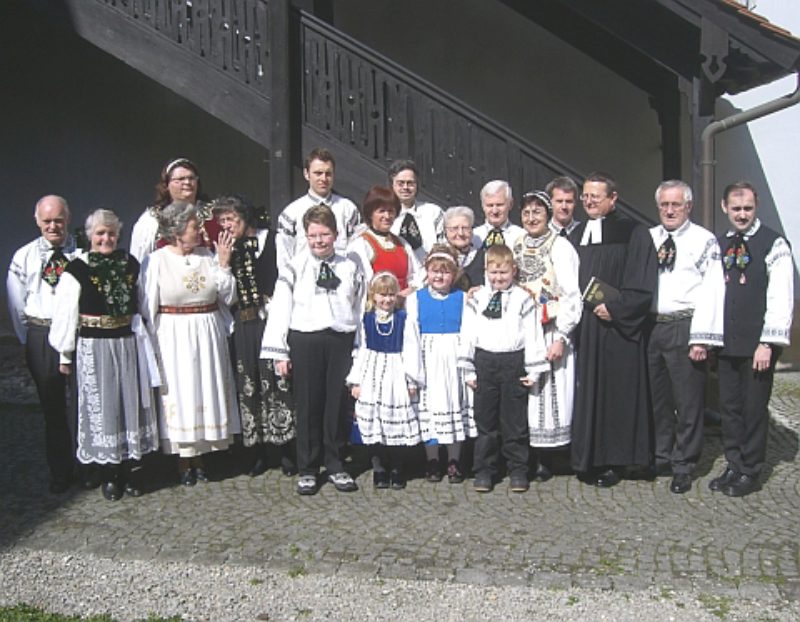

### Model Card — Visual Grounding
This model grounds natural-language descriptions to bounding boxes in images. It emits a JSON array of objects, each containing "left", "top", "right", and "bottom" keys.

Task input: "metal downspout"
[{"left": 700, "top": 72, "right": 800, "bottom": 230}]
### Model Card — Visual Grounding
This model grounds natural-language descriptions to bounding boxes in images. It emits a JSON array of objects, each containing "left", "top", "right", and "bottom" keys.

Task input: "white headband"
[
  {"left": 425, "top": 252, "right": 457, "bottom": 267},
  {"left": 165, "top": 157, "right": 196, "bottom": 176}
]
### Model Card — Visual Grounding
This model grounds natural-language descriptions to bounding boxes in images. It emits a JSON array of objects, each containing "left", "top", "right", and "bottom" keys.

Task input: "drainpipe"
[{"left": 700, "top": 72, "right": 800, "bottom": 230}]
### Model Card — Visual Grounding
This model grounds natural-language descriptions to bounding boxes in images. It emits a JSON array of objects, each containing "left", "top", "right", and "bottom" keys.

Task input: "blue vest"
[{"left": 417, "top": 288, "right": 463, "bottom": 334}]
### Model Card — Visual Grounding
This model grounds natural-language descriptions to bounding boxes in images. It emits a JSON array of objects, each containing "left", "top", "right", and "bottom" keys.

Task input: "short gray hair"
[
  {"left": 34, "top": 195, "right": 70, "bottom": 219},
  {"left": 158, "top": 201, "right": 198, "bottom": 243},
  {"left": 655, "top": 180, "right": 693, "bottom": 205},
  {"left": 443, "top": 205, "right": 475, "bottom": 227},
  {"left": 85, "top": 208, "right": 122, "bottom": 237},
  {"left": 480, "top": 180, "right": 512, "bottom": 203}
]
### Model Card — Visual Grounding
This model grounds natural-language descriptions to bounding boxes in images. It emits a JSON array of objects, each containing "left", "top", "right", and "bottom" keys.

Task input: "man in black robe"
[{"left": 569, "top": 173, "right": 657, "bottom": 487}]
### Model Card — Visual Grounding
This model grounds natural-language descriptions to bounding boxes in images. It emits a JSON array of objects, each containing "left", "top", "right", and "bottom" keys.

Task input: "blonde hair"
[
  {"left": 485, "top": 244, "right": 515, "bottom": 269},
  {"left": 366, "top": 272, "right": 400, "bottom": 311}
]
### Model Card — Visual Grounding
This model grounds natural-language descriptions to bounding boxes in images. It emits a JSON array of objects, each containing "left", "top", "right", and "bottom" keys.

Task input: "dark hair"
[
  {"left": 212, "top": 195, "right": 258, "bottom": 229},
  {"left": 545, "top": 176, "right": 579, "bottom": 198},
  {"left": 362, "top": 185, "right": 400, "bottom": 225},
  {"left": 584, "top": 172, "right": 617, "bottom": 197},
  {"left": 722, "top": 181, "right": 758, "bottom": 205},
  {"left": 388, "top": 159, "right": 419, "bottom": 181},
  {"left": 154, "top": 158, "right": 203, "bottom": 209},
  {"left": 302, "top": 204, "right": 337, "bottom": 234},
  {"left": 303, "top": 148, "right": 336, "bottom": 171}
]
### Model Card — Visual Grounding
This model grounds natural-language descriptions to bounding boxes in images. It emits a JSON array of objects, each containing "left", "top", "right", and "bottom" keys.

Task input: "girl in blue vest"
[
  {"left": 347, "top": 272, "right": 423, "bottom": 489},
  {"left": 406, "top": 244, "right": 476, "bottom": 483}
]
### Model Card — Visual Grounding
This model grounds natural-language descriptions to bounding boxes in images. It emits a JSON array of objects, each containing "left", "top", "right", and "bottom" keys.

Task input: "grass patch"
[
  {"left": 287, "top": 565, "right": 307, "bottom": 578},
  {"left": 697, "top": 593, "right": 731, "bottom": 619},
  {"left": 0, "top": 604, "right": 180, "bottom": 622}
]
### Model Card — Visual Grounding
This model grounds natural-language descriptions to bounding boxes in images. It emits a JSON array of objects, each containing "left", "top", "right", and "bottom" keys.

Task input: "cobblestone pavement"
[{"left": 1, "top": 337, "right": 798, "bottom": 604}]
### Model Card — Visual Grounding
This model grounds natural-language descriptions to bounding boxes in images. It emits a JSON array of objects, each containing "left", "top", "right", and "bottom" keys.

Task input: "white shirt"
[
  {"left": 390, "top": 201, "right": 444, "bottom": 263},
  {"left": 548, "top": 218, "right": 580, "bottom": 237},
  {"left": 458, "top": 284, "right": 548, "bottom": 381},
  {"left": 275, "top": 191, "right": 361, "bottom": 274},
  {"left": 6, "top": 235, "right": 78, "bottom": 344},
  {"left": 473, "top": 220, "right": 525, "bottom": 249},
  {"left": 260, "top": 251, "right": 364, "bottom": 361},
  {"left": 650, "top": 220, "right": 725, "bottom": 347},
  {"left": 723, "top": 219, "right": 794, "bottom": 346},
  {"left": 129, "top": 208, "right": 160, "bottom": 263}
]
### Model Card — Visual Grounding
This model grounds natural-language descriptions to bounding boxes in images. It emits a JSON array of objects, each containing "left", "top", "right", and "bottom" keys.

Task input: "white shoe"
[{"left": 328, "top": 472, "right": 358, "bottom": 492}]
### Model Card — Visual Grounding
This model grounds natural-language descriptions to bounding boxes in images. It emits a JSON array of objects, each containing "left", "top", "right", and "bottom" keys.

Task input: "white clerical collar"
[{"left": 580, "top": 217, "right": 605, "bottom": 246}]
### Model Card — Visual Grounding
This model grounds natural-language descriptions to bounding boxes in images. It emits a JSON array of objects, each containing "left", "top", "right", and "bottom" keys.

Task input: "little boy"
[
  {"left": 261, "top": 205, "right": 364, "bottom": 495},
  {"left": 459, "top": 245, "right": 548, "bottom": 492}
]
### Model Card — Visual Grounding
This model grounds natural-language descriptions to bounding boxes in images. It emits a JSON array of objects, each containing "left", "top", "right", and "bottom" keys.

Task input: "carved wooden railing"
[
  {"left": 300, "top": 12, "right": 646, "bottom": 222},
  {"left": 96, "top": 0, "right": 270, "bottom": 96}
]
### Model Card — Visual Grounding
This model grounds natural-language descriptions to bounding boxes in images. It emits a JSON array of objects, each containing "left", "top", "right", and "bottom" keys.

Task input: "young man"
[
  {"left": 7, "top": 195, "right": 78, "bottom": 493},
  {"left": 647, "top": 180, "right": 725, "bottom": 494},
  {"left": 275, "top": 148, "right": 361, "bottom": 273},
  {"left": 546, "top": 176, "right": 581, "bottom": 237},
  {"left": 388, "top": 159, "right": 444, "bottom": 263},
  {"left": 459, "top": 245, "right": 548, "bottom": 493},
  {"left": 711, "top": 181, "right": 793, "bottom": 497},
  {"left": 262, "top": 205, "right": 364, "bottom": 496}
]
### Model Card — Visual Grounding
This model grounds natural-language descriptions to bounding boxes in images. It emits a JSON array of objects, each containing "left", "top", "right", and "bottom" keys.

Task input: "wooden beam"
[{"left": 268, "top": 0, "right": 293, "bottom": 220}]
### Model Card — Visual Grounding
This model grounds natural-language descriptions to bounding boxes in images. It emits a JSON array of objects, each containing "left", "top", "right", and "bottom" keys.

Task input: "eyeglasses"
[
  {"left": 580, "top": 193, "right": 607, "bottom": 203},
  {"left": 170, "top": 175, "right": 199, "bottom": 184},
  {"left": 445, "top": 225, "right": 472, "bottom": 233}
]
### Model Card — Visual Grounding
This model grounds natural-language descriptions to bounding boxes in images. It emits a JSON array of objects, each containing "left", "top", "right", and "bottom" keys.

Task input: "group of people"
[{"left": 7, "top": 148, "right": 793, "bottom": 502}]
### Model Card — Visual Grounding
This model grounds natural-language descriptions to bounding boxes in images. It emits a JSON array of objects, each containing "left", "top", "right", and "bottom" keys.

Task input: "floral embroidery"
[
  {"left": 183, "top": 271, "right": 206, "bottom": 293},
  {"left": 88, "top": 251, "right": 135, "bottom": 316}
]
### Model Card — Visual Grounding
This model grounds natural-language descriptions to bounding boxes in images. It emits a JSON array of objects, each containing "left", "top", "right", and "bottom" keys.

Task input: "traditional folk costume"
[
  {"left": 459, "top": 285, "right": 548, "bottom": 482},
  {"left": 548, "top": 218, "right": 581, "bottom": 238},
  {"left": 347, "top": 308, "right": 423, "bottom": 446},
  {"left": 569, "top": 209, "right": 658, "bottom": 475},
  {"left": 261, "top": 250, "right": 364, "bottom": 479},
  {"left": 453, "top": 243, "right": 485, "bottom": 292},
  {"left": 716, "top": 220, "right": 793, "bottom": 480},
  {"left": 230, "top": 229, "right": 294, "bottom": 449},
  {"left": 130, "top": 201, "right": 221, "bottom": 263},
  {"left": 648, "top": 220, "right": 725, "bottom": 476},
  {"left": 140, "top": 247, "right": 240, "bottom": 457},
  {"left": 473, "top": 220, "right": 525, "bottom": 250},
  {"left": 390, "top": 201, "right": 445, "bottom": 264},
  {"left": 7, "top": 235, "right": 79, "bottom": 489},
  {"left": 49, "top": 251, "right": 160, "bottom": 465},
  {"left": 513, "top": 231, "right": 582, "bottom": 448},
  {"left": 406, "top": 287, "right": 475, "bottom": 444},
  {"left": 348, "top": 228, "right": 422, "bottom": 291},
  {"left": 275, "top": 191, "right": 360, "bottom": 273}
]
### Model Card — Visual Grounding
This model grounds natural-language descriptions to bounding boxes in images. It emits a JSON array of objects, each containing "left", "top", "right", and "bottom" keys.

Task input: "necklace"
[{"left": 375, "top": 311, "right": 395, "bottom": 336}]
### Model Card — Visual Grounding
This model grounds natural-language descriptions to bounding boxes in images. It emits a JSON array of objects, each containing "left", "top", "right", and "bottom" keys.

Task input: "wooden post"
[{"left": 269, "top": 0, "right": 293, "bottom": 223}]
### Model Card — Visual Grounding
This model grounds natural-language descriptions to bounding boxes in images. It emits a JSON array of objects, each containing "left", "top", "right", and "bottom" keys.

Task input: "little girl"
[
  {"left": 347, "top": 272, "right": 423, "bottom": 490},
  {"left": 406, "top": 244, "right": 476, "bottom": 483}
]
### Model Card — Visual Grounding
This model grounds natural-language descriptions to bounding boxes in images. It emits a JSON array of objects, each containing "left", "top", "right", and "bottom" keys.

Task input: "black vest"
[{"left": 718, "top": 225, "right": 779, "bottom": 357}]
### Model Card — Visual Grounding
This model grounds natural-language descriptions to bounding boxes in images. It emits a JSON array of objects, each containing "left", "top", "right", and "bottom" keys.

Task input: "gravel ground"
[{"left": 2, "top": 548, "right": 799, "bottom": 621}]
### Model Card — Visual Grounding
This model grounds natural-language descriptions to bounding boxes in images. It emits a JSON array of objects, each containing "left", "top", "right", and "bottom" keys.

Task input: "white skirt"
[
  {"left": 418, "top": 333, "right": 476, "bottom": 444},
  {"left": 528, "top": 323, "right": 574, "bottom": 447},
  {"left": 354, "top": 350, "right": 421, "bottom": 446}
]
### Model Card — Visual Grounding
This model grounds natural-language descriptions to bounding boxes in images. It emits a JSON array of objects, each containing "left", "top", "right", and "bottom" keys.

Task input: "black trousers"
[
  {"left": 473, "top": 348, "right": 529, "bottom": 479},
  {"left": 288, "top": 328, "right": 354, "bottom": 476},
  {"left": 25, "top": 324, "right": 75, "bottom": 483},
  {"left": 647, "top": 318, "right": 706, "bottom": 475},
  {"left": 717, "top": 352, "right": 776, "bottom": 476}
]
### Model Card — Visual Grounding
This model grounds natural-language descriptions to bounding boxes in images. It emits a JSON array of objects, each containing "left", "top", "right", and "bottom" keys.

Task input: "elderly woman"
[
  {"left": 49, "top": 209, "right": 160, "bottom": 501},
  {"left": 512, "top": 190, "right": 582, "bottom": 481},
  {"left": 130, "top": 157, "right": 221, "bottom": 262},
  {"left": 140, "top": 201, "right": 240, "bottom": 486},
  {"left": 348, "top": 185, "right": 421, "bottom": 296},
  {"left": 443, "top": 206, "right": 485, "bottom": 291},
  {"left": 213, "top": 195, "right": 296, "bottom": 477}
]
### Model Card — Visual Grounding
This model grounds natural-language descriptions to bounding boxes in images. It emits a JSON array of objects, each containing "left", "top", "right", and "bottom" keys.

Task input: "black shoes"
[
  {"left": 389, "top": 469, "right": 406, "bottom": 490},
  {"left": 425, "top": 459, "right": 443, "bottom": 482},
  {"left": 101, "top": 480, "right": 123, "bottom": 501},
  {"left": 509, "top": 474, "right": 530, "bottom": 493},
  {"left": 373, "top": 470, "right": 390, "bottom": 489},
  {"left": 180, "top": 468, "right": 197, "bottom": 487},
  {"left": 722, "top": 473, "right": 760, "bottom": 497},
  {"left": 594, "top": 468, "right": 621, "bottom": 488},
  {"left": 532, "top": 463, "right": 553, "bottom": 483},
  {"left": 473, "top": 473, "right": 493, "bottom": 493},
  {"left": 708, "top": 467, "right": 738, "bottom": 492},
  {"left": 670, "top": 473, "right": 692, "bottom": 494},
  {"left": 446, "top": 459, "right": 464, "bottom": 484},
  {"left": 194, "top": 467, "right": 209, "bottom": 483},
  {"left": 248, "top": 457, "right": 269, "bottom": 478}
]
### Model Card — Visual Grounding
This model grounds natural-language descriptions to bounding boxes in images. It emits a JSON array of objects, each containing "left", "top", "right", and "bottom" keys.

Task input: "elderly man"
[
  {"left": 473, "top": 180, "right": 524, "bottom": 249},
  {"left": 711, "top": 181, "right": 793, "bottom": 497},
  {"left": 546, "top": 176, "right": 581, "bottom": 237},
  {"left": 276, "top": 147, "right": 361, "bottom": 272},
  {"left": 7, "top": 195, "right": 78, "bottom": 493},
  {"left": 388, "top": 159, "right": 444, "bottom": 263},
  {"left": 647, "top": 180, "right": 725, "bottom": 494},
  {"left": 569, "top": 173, "right": 657, "bottom": 487}
]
